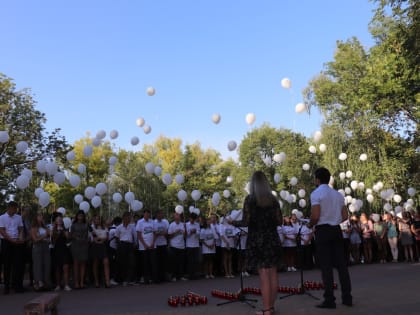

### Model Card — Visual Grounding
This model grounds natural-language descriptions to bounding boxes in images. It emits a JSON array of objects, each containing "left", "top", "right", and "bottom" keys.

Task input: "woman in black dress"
[
  {"left": 232, "top": 171, "right": 283, "bottom": 315},
  {"left": 51, "top": 216, "right": 72, "bottom": 291}
]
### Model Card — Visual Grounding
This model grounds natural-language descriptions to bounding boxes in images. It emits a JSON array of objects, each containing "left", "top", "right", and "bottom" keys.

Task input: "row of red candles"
[{"left": 168, "top": 292, "right": 208, "bottom": 307}]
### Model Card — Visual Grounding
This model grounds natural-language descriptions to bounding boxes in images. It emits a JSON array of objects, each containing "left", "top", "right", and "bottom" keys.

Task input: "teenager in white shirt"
[
  {"left": 200, "top": 217, "right": 218, "bottom": 279},
  {"left": 115, "top": 212, "right": 136, "bottom": 285},
  {"left": 219, "top": 218, "right": 236, "bottom": 278},
  {"left": 167, "top": 212, "right": 186, "bottom": 281},
  {"left": 210, "top": 214, "right": 223, "bottom": 276},
  {"left": 282, "top": 216, "right": 297, "bottom": 271},
  {"left": 136, "top": 209, "right": 157, "bottom": 284},
  {"left": 154, "top": 210, "right": 169, "bottom": 283},
  {"left": 185, "top": 212, "right": 201, "bottom": 280}
]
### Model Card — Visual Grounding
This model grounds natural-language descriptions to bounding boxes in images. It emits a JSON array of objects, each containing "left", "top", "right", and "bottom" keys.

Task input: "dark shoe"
[
  {"left": 3, "top": 287, "right": 10, "bottom": 295},
  {"left": 342, "top": 301, "right": 353, "bottom": 307},
  {"left": 316, "top": 302, "right": 336, "bottom": 309}
]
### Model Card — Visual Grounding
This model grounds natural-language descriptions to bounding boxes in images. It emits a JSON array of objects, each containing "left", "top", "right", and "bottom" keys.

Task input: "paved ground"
[{"left": 3, "top": 262, "right": 420, "bottom": 315}]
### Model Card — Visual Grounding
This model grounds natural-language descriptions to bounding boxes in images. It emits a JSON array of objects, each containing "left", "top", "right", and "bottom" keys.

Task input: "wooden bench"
[{"left": 24, "top": 293, "right": 60, "bottom": 315}]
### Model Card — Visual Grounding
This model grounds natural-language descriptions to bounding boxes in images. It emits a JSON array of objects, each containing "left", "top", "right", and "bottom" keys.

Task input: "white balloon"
[
  {"left": 366, "top": 188, "right": 373, "bottom": 195},
  {"left": 223, "top": 189, "right": 231, "bottom": 198},
  {"left": 339, "top": 153, "right": 347, "bottom": 161},
  {"left": 177, "top": 190, "right": 187, "bottom": 201},
  {"left": 146, "top": 87, "right": 155, "bottom": 96},
  {"left": 227, "top": 140, "right": 237, "bottom": 151},
  {"left": 124, "top": 191, "right": 135, "bottom": 203},
  {"left": 92, "top": 138, "right": 101, "bottom": 147},
  {"left": 84, "top": 186, "right": 96, "bottom": 199},
  {"left": 263, "top": 156, "right": 272, "bottom": 167},
  {"left": 131, "top": 200, "right": 143, "bottom": 211},
  {"left": 286, "top": 195, "right": 294, "bottom": 204},
  {"left": 35, "top": 187, "right": 44, "bottom": 198},
  {"left": 109, "top": 130, "right": 119, "bottom": 139},
  {"left": 212, "top": 192, "right": 221, "bottom": 202},
  {"left": 79, "top": 201, "right": 90, "bottom": 213},
  {"left": 349, "top": 204, "right": 357, "bottom": 213},
  {"left": 345, "top": 187, "right": 352, "bottom": 195},
  {"left": 359, "top": 153, "right": 368, "bottom": 161},
  {"left": 212, "top": 195, "right": 220, "bottom": 206},
  {"left": 274, "top": 173, "right": 281, "bottom": 184},
  {"left": 319, "top": 143, "right": 327, "bottom": 153},
  {"left": 371, "top": 213, "right": 380, "bottom": 223},
  {"left": 77, "top": 163, "right": 86, "bottom": 174},
  {"left": 112, "top": 192, "right": 123, "bottom": 203},
  {"left": 96, "top": 130, "right": 106, "bottom": 140},
  {"left": 350, "top": 180, "right": 358, "bottom": 190},
  {"left": 0, "top": 131, "right": 9, "bottom": 143},
  {"left": 175, "top": 174, "right": 184, "bottom": 185},
  {"left": 131, "top": 136, "right": 140, "bottom": 146},
  {"left": 383, "top": 203, "right": 392, "bottom": 212},
  {"left": 193, "top": 208, "right": 200, "bottom": 215},
  {"left": 273, "top": 154, "right": 282, "bottom": 163},
  {"left": 277, "top": 152, "right": 286, "bottom": 163},
  {"left": 109, "top": 156, "right": 118, "bottom": 165},
  {"left": 83, "top": 145, "right": 93, "bottom": 157},
  {"left": 345, "top": 170, "right": 352, "bottom": 178},
  {"left": 63, "top": 217, "right": 72, "bottom": 229},
  {"left": 145, "top": 162, "right": 155, "bottom": 174},
  {"left": 211, "top": 113, "right": 221, "bottom": 124},
  {"left": 302, "top": 163, "right": 310, "bottom": 171},
  {"left": 69, "top": 175, "right": 81, "bottom": 188},
  {"left": 308, "top": 145, "right": 316, "bottom": 154},
  {"left": 191, "top": 189, "right": 201, "bottom": 201},
  {"left": 16, "top": 141, "right": 28, "bottom": 153},
  {"left": 281, "top": 77, "right": 291, "bottom": 89},
  {"left": 16, "top": 175, "right": 30, "bottom": 189},
  {"left": 96, "top": 182, "right": 107, "bottom": 195},
  {"left": 377, "top": 181, "right": 384, "bottom": 190},
  {"left": 407, "top": 187, "right": 416, "bottom": 197},
  {"left": 345, "top": 195, "right": 353, "bottom": 205},
  {"left": 295, "top": 103, "right": 306, "bottom": 114},
  {"left": 395, "top": 206, "right": 403, "bottom": 214},
  {"left": 39, "top": 191, "right": 50, "bottom": 208},
  {"left": 366, "top": 194, "right": 374, "bottom": 203},
  {"left": 299, "top": 199, "right": 306, "bottom": 208},
  {"left": 386, "top": 188, "right": 395, "bottom": 200},
  {"left": 329, "top": 176, "right": 335, "bottom": 187},
  {"left": 21, "top": 168, "right": 32, "bottom": 179},
  {"left": 45, "top": 161, "right": 58, "bottom": 176},
  {"left": 154, "top": 166, "right": 162, "bottom": 176},
  {"left": 313, "top": 131, "right": 322, "bottom": 143},
  {"left": 245, "top": 113, "right": 256, "bottom": 125},
  {"left": 162, "top": 173, "right": 172, "bottom": 186},
  {"left": 244, "top": 182, "right": 251, "bottom": 194},
  {"left": 298, "top": 189, "right": 306, "bottom": 198},
  {"left": 358, "top": 182, "right": 365, "bottom": 190},
  {"left": 74, "top": 194, "right": 83, "bottom": 204},
  {"left": 226, "top": 176, "right": 233, "bottom": 183},
  {"left": 91, "top": 196, "right": 102, "bottom": 208},
  {"left": 290, "top": 177, "right": 298, "bottom": 186},
  {"left": 53, "top": 172, "right": 66, "bottom": 185},
  {"left": 66, "top": 151, "right": 75, "bottom": 161},
  {"left": 143, "top": 125, "right": 152, "bottom": 134},
  {"left": 339, "top": 172, "right": 346, "bottom": 180},
  {"left": 175, "top": 205, "right": 184, "bottom": 214},
  {"left": 136, "top": 117, "right": 145, "bottom": 127},
  {"left": 393, "top": 194, "right": 402, "bottom": 203}
]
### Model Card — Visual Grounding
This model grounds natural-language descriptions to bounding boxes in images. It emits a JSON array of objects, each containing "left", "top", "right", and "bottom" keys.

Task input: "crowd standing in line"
[{"left": 0, "top": 200, "right": 419, "bottom": 296}]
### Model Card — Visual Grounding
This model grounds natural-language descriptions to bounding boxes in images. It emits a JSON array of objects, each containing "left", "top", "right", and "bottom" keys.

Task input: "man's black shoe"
[
  {"left": 316, "top": 302, "right": 336, "bottom": 309},
  {"left": 342, "top": 301, "right": 353, "bottom": 307}
]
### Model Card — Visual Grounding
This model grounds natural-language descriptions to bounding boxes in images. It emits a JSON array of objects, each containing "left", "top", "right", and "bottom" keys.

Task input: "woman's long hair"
[{"left": 249, "top": 171, "right": 275, "bottom": 208}]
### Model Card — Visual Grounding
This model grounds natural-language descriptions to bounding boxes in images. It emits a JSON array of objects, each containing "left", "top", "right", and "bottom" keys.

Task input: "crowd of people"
[{"left": 0, "top": 200, "right": 419, "bottom": 296}]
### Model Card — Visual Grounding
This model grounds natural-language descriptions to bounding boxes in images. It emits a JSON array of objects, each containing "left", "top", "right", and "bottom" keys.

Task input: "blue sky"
[{"left": 0, "top": 0, "right": 376, "bottom": 160}]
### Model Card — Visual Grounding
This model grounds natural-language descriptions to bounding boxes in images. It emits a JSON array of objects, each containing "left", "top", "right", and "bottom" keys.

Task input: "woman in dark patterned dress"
[{"left": 232, "top": 171, "right": 283, "bottom": 315}]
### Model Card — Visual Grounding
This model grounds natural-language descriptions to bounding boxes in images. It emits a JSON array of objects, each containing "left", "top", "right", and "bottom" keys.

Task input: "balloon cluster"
[{"left": 167, "top": 291, "right": 207, "bottom": 307}]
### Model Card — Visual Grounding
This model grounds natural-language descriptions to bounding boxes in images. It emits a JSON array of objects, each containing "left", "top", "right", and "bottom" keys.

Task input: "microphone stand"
[
  {"left": 279, "top": 223, "right": 319, "bottom": 300},
  {"left": 217, "top": 226, "right": 257, "bottom": 308}
]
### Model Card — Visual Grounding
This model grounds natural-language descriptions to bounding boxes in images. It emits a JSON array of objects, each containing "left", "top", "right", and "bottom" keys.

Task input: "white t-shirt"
[
  {"left": 115, "top": 223, "right": 136, "bottom": 243},
  {"left": 200, "top": 227, "right": 218, "bottom": 254},
  {"left": 108, "top": 225, "right": 118, "bottom": 249},
  {"left": 185, "top": 221, "right": 200, "bottom": 248},
  {"left": 211, "top": 223, "right": 221, "bottom": 246},
  {"left": 154, "top": 218, "right": 169, "bottom": 246},
  {"left": 299, "top": 224, "right": 313, "bottom": 245},
  {"left": 0, "top": 213, "right": 23, "bottom": 239},
  {"left": 168, "top": 221, "right": 185, "bottom": 249},
  {"left": 282, "top": 225, "right": 297, "bottom": 247},
  {"left": 310, "top": 184, "right": 345, "bottom": 226},
  {"left": 220, "top": 223, "right": 236, "bottom": 248},
  {"left": 136, "top": 218, "right": 156, "bottom": 250}
]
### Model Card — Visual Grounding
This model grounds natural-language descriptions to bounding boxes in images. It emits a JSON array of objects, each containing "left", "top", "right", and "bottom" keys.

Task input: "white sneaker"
[
  {"left": 244, "top": 271, "right": 250, "bottom": 277},
  {"left": 64, "top": 285, "right": 72, "bottom": 291},
  {"left": 287, "top": 267, "right": 291, "bottom": 272},
  {"left": 171, "top": 277, "right": 177, "bottom": 282},
  {"left": 209, "top": 274, "right": 215, "bottom": 279},
  {"left": 139, "top": 277, "right": 145, "bottom": 284},
  {"left": 291, "top": 267, "right": 297, "bottom": 272},
  {"left": 180, "top": 277, "right": 188, "bottom": 281},
  {"left": 110, "top": 279, "right": 118, "bottom": 286},
  {"left": 54, "top": 286, "right": 60, "bottom": 292}
]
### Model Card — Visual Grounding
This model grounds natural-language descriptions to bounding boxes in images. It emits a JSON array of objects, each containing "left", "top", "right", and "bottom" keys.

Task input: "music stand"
[
  {"left": 279, "top": 224, "right": 319, "bottom": 300},
  {"left": 217, "top": 227, "right": 257, "bottom": 308}
]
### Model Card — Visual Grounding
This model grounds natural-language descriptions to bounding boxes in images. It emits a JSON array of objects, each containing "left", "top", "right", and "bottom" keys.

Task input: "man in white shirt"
[
  {"left": 115, "top": 212, "right": 136, "bottom": 285},
  {"left": 0, "top": 201, "right": 25, "bottom": 294},
  {"left": 309, "top": 167, "right": 352, "bottom": 309},
  {"left": 154, "top": 209, "right": 169, "bottom": 283},
  {"left": 185, "top": 212, "right": 200, "bottom": 280},
  {"left": 167, "top": 212, "right": 186, "bottom": 281},
  {"left": 136, "top": 209, "right": 157, "bottom": 284}
]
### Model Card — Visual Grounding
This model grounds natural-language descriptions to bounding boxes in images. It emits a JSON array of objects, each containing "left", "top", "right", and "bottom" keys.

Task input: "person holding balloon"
[{"left": 51, "top": 215, "right": 72, "bottom": 291}]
